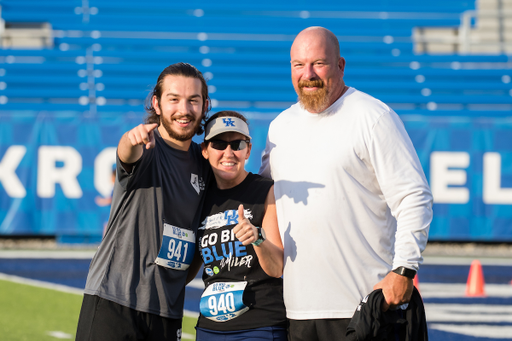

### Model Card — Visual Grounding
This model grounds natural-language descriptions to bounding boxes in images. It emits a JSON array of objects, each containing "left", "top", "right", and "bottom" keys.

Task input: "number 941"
[{"left": 168, "top": 239, "right": 188, "bottom": 262}]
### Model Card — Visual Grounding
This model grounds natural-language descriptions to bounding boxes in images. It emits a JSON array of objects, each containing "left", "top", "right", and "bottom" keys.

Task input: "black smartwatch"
[
  {"left": 252, "top": 227, "right": 266, "bottom": 246},
  {"left": 392, "top": 266, "right": 416, "bottom": 279}
]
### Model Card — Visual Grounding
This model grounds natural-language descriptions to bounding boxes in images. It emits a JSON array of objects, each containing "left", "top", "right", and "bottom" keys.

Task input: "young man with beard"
[
  {"left": 76, "top": 63, "right": 212, "bottom": 341},
  {"left": 259, "top": 27, "right": 433, "bottom": 341}
]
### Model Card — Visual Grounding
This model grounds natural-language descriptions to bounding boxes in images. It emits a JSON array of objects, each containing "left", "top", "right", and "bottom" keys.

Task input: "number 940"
[{"left": 208, "top": 293, "right": 236, "bottom": 316}]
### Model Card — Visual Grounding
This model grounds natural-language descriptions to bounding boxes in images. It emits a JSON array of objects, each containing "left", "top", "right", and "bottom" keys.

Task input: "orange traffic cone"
[
  {"left": 413, "top": 274, "right": 420, "bottom": 293},
  {"left": 465, "top": 259, "right": 486, "bottom": 297}
]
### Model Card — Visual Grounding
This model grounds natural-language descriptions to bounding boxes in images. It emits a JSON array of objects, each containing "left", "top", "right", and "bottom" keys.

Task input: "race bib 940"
[
  {"left": 155, "top": 223, "right": 195, "bottom": 270},
  {"left": 200, "top": 281, "right": 249, "bottom": 322}
]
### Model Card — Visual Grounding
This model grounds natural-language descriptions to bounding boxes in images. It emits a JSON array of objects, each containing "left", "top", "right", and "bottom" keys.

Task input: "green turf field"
[{"left": 0, "top": 279, "right": 197, "bottom": 340}]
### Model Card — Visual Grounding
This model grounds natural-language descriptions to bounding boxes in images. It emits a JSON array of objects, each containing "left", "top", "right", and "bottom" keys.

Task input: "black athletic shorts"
[
  {"left": 75, "top": 294, "right": 183, "bottom": 341},
  {"left": 288, "top": 318, "right": 351, "bottom": 341}
]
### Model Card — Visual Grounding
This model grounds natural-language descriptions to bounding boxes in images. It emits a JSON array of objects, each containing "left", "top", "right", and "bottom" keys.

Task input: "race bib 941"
[{"left": 155, "top": 223, "right": 195, "bottom": 270}]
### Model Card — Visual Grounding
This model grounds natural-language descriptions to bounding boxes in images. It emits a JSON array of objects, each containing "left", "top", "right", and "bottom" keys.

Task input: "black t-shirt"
[
  {"left": 197, "top": 172, "right": 286, "bottom": 331},
  {"left": 84, "top": 129, "right": 211, "bottom": 318}
]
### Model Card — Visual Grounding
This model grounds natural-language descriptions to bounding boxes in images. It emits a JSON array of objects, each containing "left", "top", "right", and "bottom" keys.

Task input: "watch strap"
[
  {"left": 392, "top": 266, "right": 417, "bottom": 279},
  {"left": 252, "top": 227, "right": 265, "bottom": 246}
]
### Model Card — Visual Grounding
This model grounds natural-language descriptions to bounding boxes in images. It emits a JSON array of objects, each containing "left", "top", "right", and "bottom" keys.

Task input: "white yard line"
[
  {"left": 428, "top": 323, "right": 512, "bottom": 339},
  {"left": 0, "top": 271, "right": 200, "bottom": 319},
  {"left": 0, "top": 272, "right": 84, "bottom": 295},
  {"left": 426, "top": 304, "right": 512, "bottom": 339},
  {"left": 420, "top": 282, "right": 512, "bottom": 298},
  {"left": 46, "top": 331, "right": 73, "bottom": 339},
  {"left": 187, "top": 278, "right": 205, "bottom": 290},
  {"left": 0, "top": 250, "right": 96, "bottom": 259},
  {"left": 424, "top": 255, "right": 512, "bottom": 266}
]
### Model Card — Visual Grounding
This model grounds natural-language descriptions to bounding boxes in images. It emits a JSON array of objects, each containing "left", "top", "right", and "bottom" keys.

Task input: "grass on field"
[{"left": 0, "top": 279, "right": 197, "bottom": 340}]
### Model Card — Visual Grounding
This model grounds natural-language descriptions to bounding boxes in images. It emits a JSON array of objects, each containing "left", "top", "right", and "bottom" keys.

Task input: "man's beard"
[
  {"left": 160, "top": 110, "right": 202, "bottom": 142},
  {"left": 297, "top": 79, "right": 330, "bottom": 113}
]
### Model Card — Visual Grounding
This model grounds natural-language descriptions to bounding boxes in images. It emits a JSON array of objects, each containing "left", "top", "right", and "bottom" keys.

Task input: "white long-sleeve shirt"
[{"left": 259, "top": 87, "right": 433, "bottom": 319}]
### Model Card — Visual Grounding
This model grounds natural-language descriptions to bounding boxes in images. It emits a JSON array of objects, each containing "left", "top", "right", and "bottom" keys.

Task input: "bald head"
[{"left": 292, "top": 27, "right": 340, "bottom": 60}]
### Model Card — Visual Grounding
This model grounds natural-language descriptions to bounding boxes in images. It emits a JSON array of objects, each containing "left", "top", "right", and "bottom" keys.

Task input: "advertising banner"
[{"left": 1, "top": 112, "right": 511, "bottom": 242}]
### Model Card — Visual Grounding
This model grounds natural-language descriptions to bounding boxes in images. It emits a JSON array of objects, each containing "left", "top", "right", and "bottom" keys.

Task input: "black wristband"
[{"left": 392, "top": 266, "right": 416, "bottom": 279}]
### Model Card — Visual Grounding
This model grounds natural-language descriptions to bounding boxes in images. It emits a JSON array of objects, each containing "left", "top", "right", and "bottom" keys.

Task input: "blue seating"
[{"left": 3, "top": 0, "right": 512, "bottom": 118}]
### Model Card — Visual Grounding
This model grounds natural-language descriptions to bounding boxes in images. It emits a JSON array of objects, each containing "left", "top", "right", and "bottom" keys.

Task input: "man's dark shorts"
[
  {"left": 76, "top": 294, "right": 182, "bottom": 341},
  {"left": 288, "top": 318, "right": 351, "bottom": 341}
]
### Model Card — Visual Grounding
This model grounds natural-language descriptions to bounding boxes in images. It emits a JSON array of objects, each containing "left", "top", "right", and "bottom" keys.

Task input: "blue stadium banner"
[
  {"left": 0, "top": 112, "right": 143, "bottom": 242},
  {"left": 403, "top": 115, "right": 512, "bottom": 242},
  {"left": 1, "top": 112, "right": 512, "bottom": 242}
]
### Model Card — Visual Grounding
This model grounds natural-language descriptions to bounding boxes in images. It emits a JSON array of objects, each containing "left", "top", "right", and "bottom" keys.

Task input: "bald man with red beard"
[{"left": 260, "top": 27, "right": 433, "bottom": 341}]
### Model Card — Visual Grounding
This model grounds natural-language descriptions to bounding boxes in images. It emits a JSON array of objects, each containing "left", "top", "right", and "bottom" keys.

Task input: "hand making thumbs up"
[{"left": 233, "top": 204, "right": 258, "bottom": 246}]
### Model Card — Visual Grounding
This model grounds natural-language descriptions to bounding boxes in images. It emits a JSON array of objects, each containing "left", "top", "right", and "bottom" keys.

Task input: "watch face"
[
  {"left": 252, "top": 227, "right": 266, "bottom": 246},
  {"left": 260, "top": 227, "right": 266, "bottom": 240}
]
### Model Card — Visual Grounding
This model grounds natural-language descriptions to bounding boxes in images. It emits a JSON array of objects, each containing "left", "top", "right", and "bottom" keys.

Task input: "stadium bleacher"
[{"left": 2, "top": 0, "right": 510, "bottom": 117}]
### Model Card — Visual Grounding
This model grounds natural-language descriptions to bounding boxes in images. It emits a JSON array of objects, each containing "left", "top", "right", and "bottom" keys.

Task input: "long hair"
[{"left": 144, "top": 62, "right": 212, "bottom": 135}]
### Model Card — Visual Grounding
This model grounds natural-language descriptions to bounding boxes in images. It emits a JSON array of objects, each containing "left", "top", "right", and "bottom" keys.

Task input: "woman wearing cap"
[{"left": 191, "top": 110, "right": 286, "bottom": 340}]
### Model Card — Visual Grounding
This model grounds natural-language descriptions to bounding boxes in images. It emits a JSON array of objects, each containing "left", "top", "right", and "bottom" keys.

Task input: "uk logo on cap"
[{"left": 222, "top": 118, "right": 235, "bottom": 127}]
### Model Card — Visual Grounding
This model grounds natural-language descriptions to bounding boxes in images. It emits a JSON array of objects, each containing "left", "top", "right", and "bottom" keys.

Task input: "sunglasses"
[{"left": 208, "top": 139, "right": 250, "bottom": 151}]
